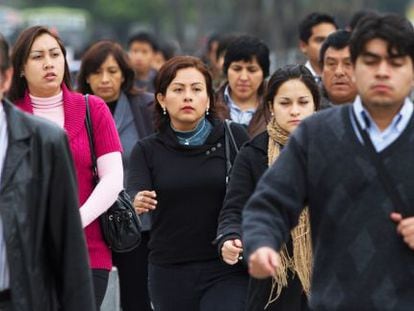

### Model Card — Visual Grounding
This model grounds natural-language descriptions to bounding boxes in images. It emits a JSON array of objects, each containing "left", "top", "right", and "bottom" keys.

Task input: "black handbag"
[{"left": 84, "top": 94, "right": 142, "bottom": 253}]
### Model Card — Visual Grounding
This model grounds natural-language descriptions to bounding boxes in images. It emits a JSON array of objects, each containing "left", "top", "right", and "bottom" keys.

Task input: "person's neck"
[
  {"left": 364, "top": 101, "right": 404, "bottom": 132},
  {"left": 331, "top": 94, "right": 356, "bottom": 105},
  {"left": 170, "top": 118, "right": 204, "bottom": 132},
  {"left": 230, "top": 92, "right": 259, "bottom": 111},
  {"left": 136, "top": 68, "right": 151, "bottom": 80}
]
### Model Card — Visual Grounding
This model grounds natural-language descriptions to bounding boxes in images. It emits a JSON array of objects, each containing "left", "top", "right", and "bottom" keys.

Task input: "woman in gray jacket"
[{"left": 77, "top": 40, "right": 154, "bottom": 311}]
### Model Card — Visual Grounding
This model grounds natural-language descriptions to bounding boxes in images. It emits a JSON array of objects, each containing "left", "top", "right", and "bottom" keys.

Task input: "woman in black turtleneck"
[
  {"left": 127, "top": 56, "right": 249, "bottom": 311},
  {"left": 77, "top": 40, "right": 154, "bottom": 311}
]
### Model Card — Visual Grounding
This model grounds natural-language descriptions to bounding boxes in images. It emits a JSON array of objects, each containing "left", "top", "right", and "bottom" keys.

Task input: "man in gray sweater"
[{"left": 243, "top": 13, "right": 414, "bottom": 310}]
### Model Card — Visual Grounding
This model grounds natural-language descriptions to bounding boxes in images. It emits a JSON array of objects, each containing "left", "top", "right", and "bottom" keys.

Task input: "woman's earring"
[
  {"left": 163, "top": 107, "right": 167, "bottom": 115},
  {"left": 206, "top": 107, "right": 209, "bottom": 116},
  {"left": 19, "top": 71, "right": 24, "bottom": 78}
]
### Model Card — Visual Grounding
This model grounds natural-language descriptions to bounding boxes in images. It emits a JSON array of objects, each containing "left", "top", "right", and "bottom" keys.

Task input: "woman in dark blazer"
[
  {"left": 216, "top": 64, "right": 320, "bottom": 311},
  {"left": 77, "top": 40, "right": 154, "bottom": 311}
]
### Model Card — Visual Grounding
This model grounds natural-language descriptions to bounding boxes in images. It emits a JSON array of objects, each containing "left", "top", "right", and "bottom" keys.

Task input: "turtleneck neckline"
[
  {"left": 30, "top": 91, "right": 63, "bottom": 109},
  {"left": 171, "top": 118, "right": 213, "bottom": 146}
]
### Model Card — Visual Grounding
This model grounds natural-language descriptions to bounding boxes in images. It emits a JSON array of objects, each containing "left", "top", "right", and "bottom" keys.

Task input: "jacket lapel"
[
  {"left": 114, "top": 92, "right": 134, "bottom": 134},
  {"left": 1, "top": 100, "right": 31, "bottom": 193}
]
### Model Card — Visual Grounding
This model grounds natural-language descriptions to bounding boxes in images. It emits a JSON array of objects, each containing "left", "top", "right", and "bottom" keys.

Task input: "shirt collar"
[
  {"left": 352, "top": 96, "right": 413, "bottom": 133},
  {"left": 224, "top": 85, "right": 236, "bottom": 108},
  {"left": 305, "top": 61, "right": 319, "bottom": 79},
  {"left": 0, "top": 101, "right": 4, "bottom": 124},
  {"left": 223, "top": 85, "right": 256, "bottom": 113}
]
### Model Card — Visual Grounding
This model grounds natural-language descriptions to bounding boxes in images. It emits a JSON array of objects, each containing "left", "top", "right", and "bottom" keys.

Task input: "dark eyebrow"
[
  {"left": 279, "top": 96, "right": 310, "bottom": 100},
  {"left": 361, "top": 51, "right": 380, "bottom": 58},
  {"left": 30, "top": 47, "right": 60, "bottom": 53},
  {"left": 362, "top": 51, "right": 405, "bottom": 60},
  {"left": 170, "top": 82, "right": 204, "bottom": 86}
]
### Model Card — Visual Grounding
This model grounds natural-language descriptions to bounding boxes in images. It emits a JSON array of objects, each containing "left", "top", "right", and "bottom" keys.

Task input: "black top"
[
  {"left": 217, "top": 131, "right": 269, "bottom": 247},
  {"left": 127, "top": 119, "right": 249, "bottom": 265},
  {"left": 107, "top": 99, "right": 118, "bottom": 115},
  {"left": 243, "top": 105, "right": 414, "bottom": 310},
  {"left": 217, "top": 131, "right": 306, "bottom": 311}
]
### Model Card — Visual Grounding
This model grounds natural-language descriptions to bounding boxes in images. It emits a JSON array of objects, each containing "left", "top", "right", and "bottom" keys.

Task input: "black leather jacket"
[{"left": 1, "top": 100, "right": 95, "bottom": 311}]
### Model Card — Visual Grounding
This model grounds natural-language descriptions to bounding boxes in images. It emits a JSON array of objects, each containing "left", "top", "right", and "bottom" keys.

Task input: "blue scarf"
[{"left": 172, "top": 118, "right": 213, "bottom": 146}]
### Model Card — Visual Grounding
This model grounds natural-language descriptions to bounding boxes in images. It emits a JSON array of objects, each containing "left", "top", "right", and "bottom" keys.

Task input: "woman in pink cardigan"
[{"left": 8, "top": 26, "right": 123, "bottom": 309}]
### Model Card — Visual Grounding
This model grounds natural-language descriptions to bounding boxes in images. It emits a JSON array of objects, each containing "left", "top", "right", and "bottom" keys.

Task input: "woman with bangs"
[
  {"left": 127, "top": 55, "right": 250, "bottom": 310},
  {"left": 215, "top": 35, "right": 270, "bottom": 137}
]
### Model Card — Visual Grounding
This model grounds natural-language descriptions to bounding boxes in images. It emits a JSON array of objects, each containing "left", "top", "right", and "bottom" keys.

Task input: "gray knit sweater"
[{"left": 243, "top": 104, "right": 414, "bottom": 310}]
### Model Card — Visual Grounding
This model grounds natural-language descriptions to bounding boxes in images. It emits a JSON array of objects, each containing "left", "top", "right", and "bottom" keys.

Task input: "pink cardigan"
[{"left": 16, "top": 84, "right": 122, "bottom": 270}]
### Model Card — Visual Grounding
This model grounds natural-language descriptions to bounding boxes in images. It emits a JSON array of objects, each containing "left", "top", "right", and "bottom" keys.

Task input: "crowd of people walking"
[{"left": 1, "top": 8, "right": 414, "bottom": 311}]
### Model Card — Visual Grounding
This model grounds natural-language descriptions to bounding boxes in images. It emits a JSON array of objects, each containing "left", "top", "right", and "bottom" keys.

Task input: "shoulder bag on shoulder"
[
  {"left": 84, "top": 94, "right": 142, "bottom": 253},
  {"left": 224, "top": 119, "right": 240, "bottom": 185}
]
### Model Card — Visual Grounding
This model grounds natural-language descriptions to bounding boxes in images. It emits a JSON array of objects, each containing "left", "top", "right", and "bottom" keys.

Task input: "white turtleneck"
[{"left": 30, "top": 91, "right": 65, "bottom": 128}]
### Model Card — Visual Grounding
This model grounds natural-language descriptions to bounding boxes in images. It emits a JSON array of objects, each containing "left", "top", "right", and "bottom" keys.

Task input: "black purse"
[{"left": 84, "top": 94, "right": 142, "bottom": 253}]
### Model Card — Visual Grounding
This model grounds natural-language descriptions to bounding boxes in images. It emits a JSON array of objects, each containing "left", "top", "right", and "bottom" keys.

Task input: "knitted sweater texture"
[{"left": 243, "top": 105, "right": 414, "bottom": 310}]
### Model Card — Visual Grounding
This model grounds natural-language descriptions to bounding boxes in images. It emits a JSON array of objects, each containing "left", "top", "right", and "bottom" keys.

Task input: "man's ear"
[{"left": 299, "top": 40, "right": 308, "bottom": 55}]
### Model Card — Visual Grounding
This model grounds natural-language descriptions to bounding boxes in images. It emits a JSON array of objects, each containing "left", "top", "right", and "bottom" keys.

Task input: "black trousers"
[
  {"left": 246, "top": 273, "right": 308, "bottom": 311},
  {"left": 92, "top": 269, "right": 110, "bottom": 309},
  {"left": 148, "top": 259, "right": 248, "bottom": 311},
  {"left": 113, "top": 231, "right": 151, "bottom": 311}
]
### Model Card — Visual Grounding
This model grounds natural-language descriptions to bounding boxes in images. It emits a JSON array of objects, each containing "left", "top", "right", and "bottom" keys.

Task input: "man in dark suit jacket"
[{"left": 0, "top": 35, "right": 95, "bottom": 310}]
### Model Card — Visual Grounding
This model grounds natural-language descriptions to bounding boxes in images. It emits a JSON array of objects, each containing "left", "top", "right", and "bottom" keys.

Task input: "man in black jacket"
[{"left": 0, "top": 36, "right": 95, "bottom": 310}]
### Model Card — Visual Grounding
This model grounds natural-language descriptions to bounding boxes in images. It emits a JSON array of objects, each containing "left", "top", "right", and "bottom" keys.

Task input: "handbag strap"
[
  {"left": 352, "top": 108, "right": 405, "bottom": 215},
  {"left": 224, "top": 119, "right": 239, "bottom": 184},
  {"left": 84, "top": 94, "right": 99, "bottom": 184}
]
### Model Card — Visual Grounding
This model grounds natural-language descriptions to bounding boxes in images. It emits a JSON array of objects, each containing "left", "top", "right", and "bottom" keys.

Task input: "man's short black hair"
[
  {"left": 223, "top": 35, "right": 270, "bottom": 77},
  {"left": 348, "top": 9, "right": 378, "bottom": 31},
  {"left": 299, "top": 12, "right": 338, "bottom": 43},
  {"left": 350, "top": 13, "right": 414, "bottom": 64},
  {"left": 319, "top": 30, "right": 351, "bottom": 67},
  {"left": 127, "top": 32, "right": 159, "bottom": 51}
]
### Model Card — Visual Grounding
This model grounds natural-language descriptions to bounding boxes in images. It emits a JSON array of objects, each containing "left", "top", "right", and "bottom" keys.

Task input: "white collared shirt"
[
  {"left": 224, "top": 85, "right": 256, "bottom": 126},
  {"left": 351, "top": 96, "right": 414, "bottom": 152},
  {"left": 0, "top": 101, "right": 9, "bottom": 291},
  {"left": 304, "top": 61, "right": 321, "bottom": 83}
]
